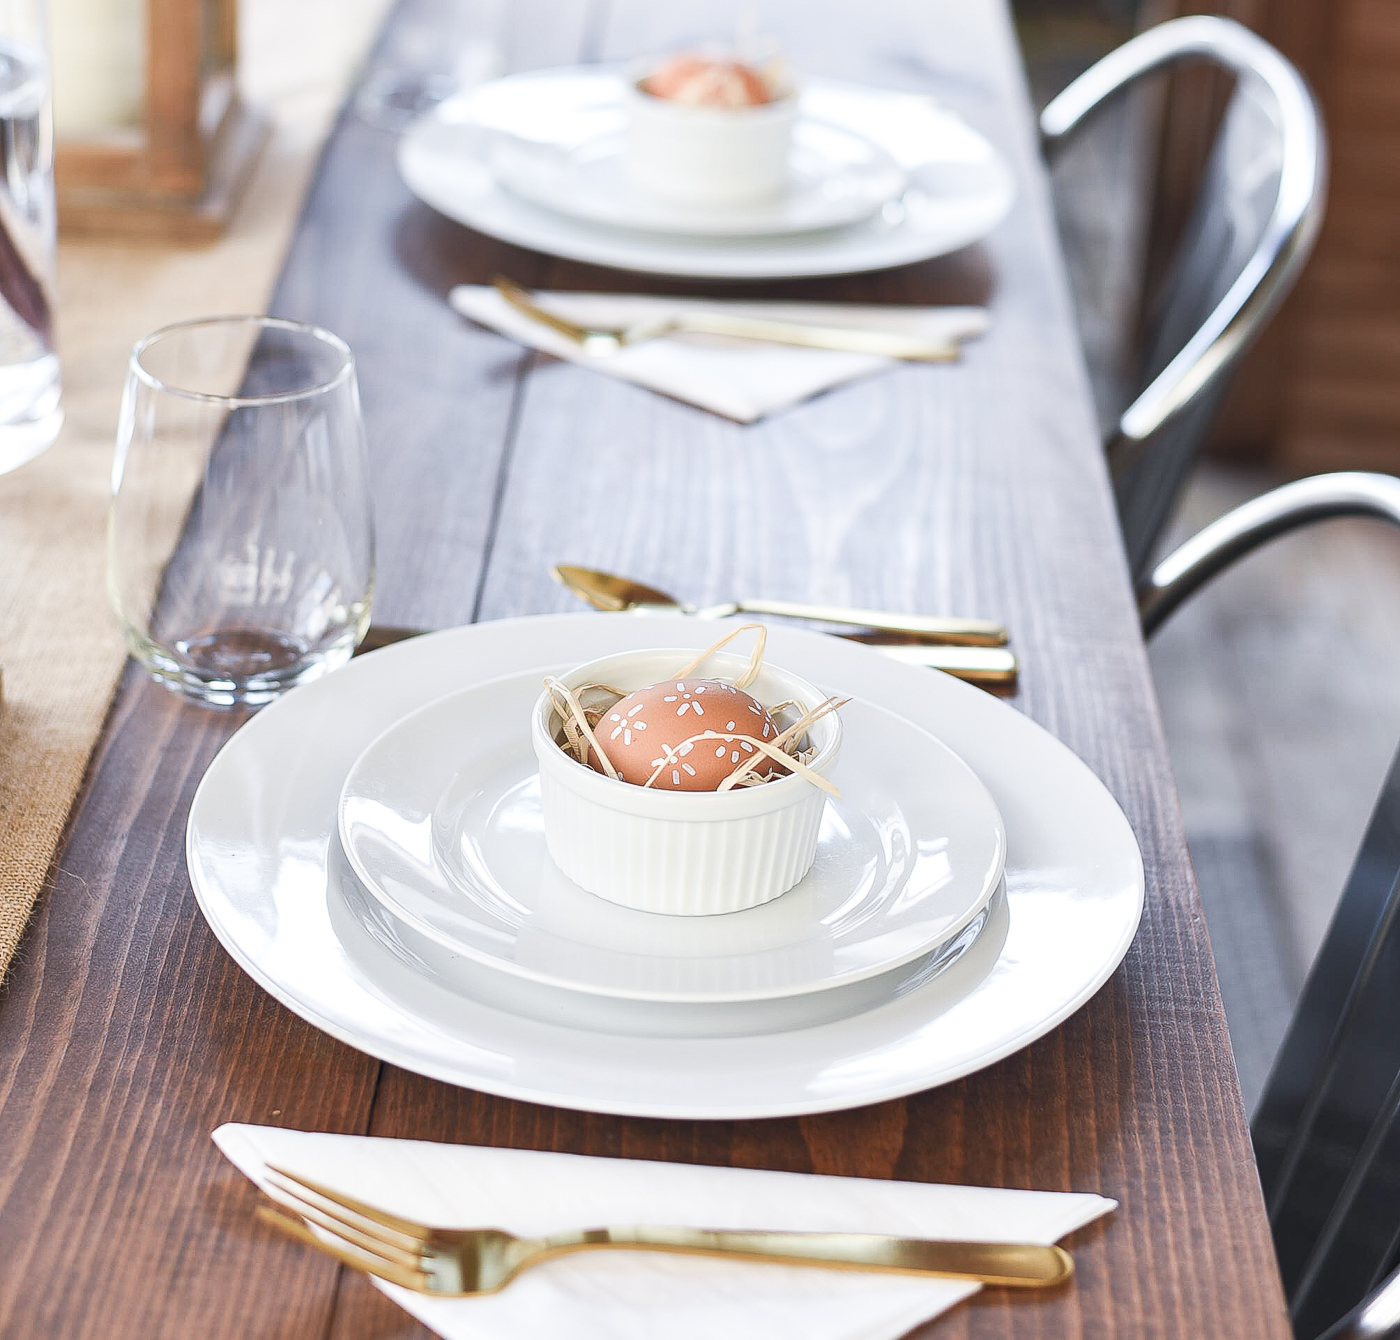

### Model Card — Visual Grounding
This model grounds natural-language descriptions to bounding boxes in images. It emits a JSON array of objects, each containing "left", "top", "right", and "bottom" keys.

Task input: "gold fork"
[
  {"left": 257, "top": 1164, "right": 1074, "bottom": 1296},
  {"left": 492, "top": 277, "right": 964, "bottom": 362}
]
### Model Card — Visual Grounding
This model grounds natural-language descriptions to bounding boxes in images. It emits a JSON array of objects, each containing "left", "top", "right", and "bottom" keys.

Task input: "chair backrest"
[
  {"left": 1041, "top": 16, "right": 1326, "bottom": 581},
  {"left": 1252, "top": 741, "right": 1400, "bottom": 1339},
  {"left": 1139, "top": 474, "right": 1400, "bottom": 1337}
]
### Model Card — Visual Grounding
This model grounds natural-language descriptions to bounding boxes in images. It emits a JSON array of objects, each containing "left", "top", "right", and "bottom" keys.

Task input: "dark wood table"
[{"left": 0, "top": 1, "right": 1293, "bottom": 1336}]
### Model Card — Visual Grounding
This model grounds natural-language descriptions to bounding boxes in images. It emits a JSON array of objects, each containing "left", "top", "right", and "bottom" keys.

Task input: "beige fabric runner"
[{"left": 0, "top": 0, "right": 391, "bottom": 976}]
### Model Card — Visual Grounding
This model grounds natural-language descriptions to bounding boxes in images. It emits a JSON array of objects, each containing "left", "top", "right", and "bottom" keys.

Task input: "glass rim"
[{"left": 128, "top": 314, "right": 356, "bottom": 408}]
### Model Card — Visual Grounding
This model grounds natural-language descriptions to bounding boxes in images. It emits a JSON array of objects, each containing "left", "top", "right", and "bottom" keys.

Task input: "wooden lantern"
[{"left": 54, "top": 0, "right": 267, "bottom": 238}]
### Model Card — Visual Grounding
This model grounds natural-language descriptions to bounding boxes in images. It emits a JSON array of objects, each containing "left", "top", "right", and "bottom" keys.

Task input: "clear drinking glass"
[
  {"left": 108, "top": 316, "right": 375, "bottom": 707},
  {"left": 0, "top": 0, "right": 61, "bottom": 471}
]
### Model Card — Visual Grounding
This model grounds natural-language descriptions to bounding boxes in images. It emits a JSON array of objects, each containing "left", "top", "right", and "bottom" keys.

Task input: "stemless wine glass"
[{"left": 108, "top": 316, "right": 374, "bottom": 707}]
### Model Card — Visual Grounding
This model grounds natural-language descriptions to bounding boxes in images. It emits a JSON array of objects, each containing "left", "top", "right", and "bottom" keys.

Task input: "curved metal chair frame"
[
  {"left": 1138, "top": 472, "right": 1400, "bottom": 637},
  {"left": 1042, "top": 16, "right": 1327, "bottom": 578},
  {"left": 1141, "top": 472, "right": 1400, "bottom": 1340},
  {"left": 1322, "top": 1266, "right": 1400, "bottom": 1340}
]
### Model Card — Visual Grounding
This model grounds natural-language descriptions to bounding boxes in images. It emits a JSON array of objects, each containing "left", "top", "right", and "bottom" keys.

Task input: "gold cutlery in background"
[
  {"left": 358, "top": 621, "right": 1017, "bottom": 692},
  {"left": 552, "top": 564, "right": 1008, "bottom": 646},
  {"left": 493, "top": 277, "right": 964, "bottom": 362},
  {"left": 851, "top": 638, "right": 1018, "bottom": 688},
  {"left": 258, "top": 1163, "right": 1073, "bottom": 1296}
]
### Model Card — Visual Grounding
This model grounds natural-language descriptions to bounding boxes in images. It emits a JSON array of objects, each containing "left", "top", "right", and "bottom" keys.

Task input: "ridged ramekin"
[
  {"left": 625, "top": 69, "right": 799, "bottom": 207},
  {"left": 531, "top": 648, "right": 841, "bottom": 916}
]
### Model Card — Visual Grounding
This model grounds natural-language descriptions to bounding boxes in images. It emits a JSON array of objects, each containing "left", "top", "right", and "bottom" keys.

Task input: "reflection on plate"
[
  {"left": 398, "top": 69, "right": 1017, "bottom": 279},
  {"left": 490, "top": 119, "right": 909, "bottom": 238},
  {"left": 338, "top": 670, "right": 1007, "bottom": 1003},
  {"left": 330, "top": 837, "right": 1003, "bottom": 1039}
]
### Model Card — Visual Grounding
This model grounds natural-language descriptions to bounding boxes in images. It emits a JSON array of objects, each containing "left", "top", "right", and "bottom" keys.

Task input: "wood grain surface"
[{"left": 0, "top": 1, "right": 1292, "bottom": 1337}]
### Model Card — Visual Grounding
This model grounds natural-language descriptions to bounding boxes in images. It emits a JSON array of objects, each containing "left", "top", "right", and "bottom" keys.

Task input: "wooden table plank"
[
  {"left": 0, "top": 1, "right": 1291, "bottom": 1337},
  {"left": 358, "top": 2, "right": 1290, "bottom": 1338},
  {"left": 0, "top": 665, "right": 381, "bottom": 1338},
  {"left": 268, "top": 5, "right": 593, "bottom": 630}
]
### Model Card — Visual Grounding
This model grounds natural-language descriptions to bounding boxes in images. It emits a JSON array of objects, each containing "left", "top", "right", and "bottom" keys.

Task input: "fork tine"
[
  {"left": 265, "top": 1164, "right": 432, "bottom": 1248},
  {"left": 256, "top": 1205, "right": 430, "bottom": 1293},
  {"left": 263, "top": 1180, "right": 426, "bottom": 1271}
]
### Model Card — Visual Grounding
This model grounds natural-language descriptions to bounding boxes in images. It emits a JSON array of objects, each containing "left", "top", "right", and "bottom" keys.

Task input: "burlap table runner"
[{"left": 0, "top": 0, "right": 391, "bottom": 977}]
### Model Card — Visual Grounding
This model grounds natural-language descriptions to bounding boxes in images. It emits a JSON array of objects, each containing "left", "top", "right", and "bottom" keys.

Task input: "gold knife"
[{"left": 492, "top": 277, "right": 963, "bottom": 362}]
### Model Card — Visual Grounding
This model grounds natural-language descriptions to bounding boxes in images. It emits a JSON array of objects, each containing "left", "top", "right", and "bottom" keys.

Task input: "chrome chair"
[
  {"left": 1140, "top": 473, "right": 1400, "bottom": 1340},
  {"left": 1042, "top": 16, "right": 1327, "bottom": 581}
]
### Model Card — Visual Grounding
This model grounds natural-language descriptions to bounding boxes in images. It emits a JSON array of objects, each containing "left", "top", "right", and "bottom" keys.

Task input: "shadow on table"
[{"left": 390, "top": 200, "right": 997, "bottom": 309}]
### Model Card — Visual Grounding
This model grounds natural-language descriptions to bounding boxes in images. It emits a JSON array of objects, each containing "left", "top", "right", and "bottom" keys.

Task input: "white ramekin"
[
  {"left": 624, "top": 72, "right": 799, "bottom": 208},
  {"left": 532, "top": 647, "right": 841, "bottom": 916}
]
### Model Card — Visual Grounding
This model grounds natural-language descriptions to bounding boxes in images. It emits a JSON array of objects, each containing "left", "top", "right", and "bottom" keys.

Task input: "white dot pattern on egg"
[{"left": 590, "top": 678, "right": 784, "bottom": 790}]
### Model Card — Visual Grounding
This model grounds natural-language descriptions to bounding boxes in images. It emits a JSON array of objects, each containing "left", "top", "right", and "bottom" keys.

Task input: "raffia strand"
[
  {"left": 544, "top": 675, "right": 619, "bottom": 780},
  {"left": 673, "top": 622, "right": 767, "bottom": 688},
  {"left": 640, "top": 729, "right": 840, "bottom": 798},
  {"left": 718, "top": 694, "right": 848, "bottom": 790}
]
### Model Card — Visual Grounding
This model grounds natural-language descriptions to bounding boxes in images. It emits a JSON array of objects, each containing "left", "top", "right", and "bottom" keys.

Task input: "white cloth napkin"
[
  {"left": 215, "top": 1123, "right": 1113, "bottom": 1340},
  {"left": 450, "top": 286, "right": 988, "bottom": 422}
]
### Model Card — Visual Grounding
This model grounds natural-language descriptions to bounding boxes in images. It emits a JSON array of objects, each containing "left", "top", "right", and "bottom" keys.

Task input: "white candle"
[{"left": 49, "top": 0, "right": 145, "bottom": 135}]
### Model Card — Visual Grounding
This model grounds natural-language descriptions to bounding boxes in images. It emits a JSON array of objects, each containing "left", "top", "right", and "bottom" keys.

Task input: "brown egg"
[
  {"left": 641, "top": 55, "right": 775, "bottom": 107},
  {"left": 590, "top": 677, "right": 786, "bottom": 791}
]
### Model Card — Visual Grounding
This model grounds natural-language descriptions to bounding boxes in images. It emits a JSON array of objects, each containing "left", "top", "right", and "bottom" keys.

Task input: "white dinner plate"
[
  {"left": 187, "top": 614, "right": 1144, "bottom": 1120},
  {"left": 337, "top": 671, "right": 1007, "bottom": 1004},
  {"left": 490, "top": 119, "right": 908, "bottom": 238},
  {"left": 398, "top": 70, "right": 1017, "bottom": 279}
]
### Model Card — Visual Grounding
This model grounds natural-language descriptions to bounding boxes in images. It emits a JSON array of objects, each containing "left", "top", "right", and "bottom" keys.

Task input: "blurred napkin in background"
[
  {"left": 450, "top": 286, "right": 989, "bottom": 423},
  {"left": 215, "top": 1123, "right": 1112, "bottom": 1340}
]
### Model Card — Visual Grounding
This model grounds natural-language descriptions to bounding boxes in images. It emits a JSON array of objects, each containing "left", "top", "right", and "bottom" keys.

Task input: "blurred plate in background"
[{"left": 398, "top": 69, "right": 1017, "bottom": 279}]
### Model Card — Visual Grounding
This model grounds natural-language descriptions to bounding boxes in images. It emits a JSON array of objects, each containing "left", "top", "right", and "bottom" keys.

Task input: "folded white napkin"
[
  {"left": 450, "top": 286, "right": 988, "bottom": 422},
  {"left": 215, "top": 1123, "right": 1113, "bottom": 1340}
]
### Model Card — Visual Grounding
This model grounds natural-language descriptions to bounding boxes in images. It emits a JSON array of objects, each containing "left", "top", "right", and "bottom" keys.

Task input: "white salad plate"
[
  {"left": 337, "top": 670, "right": 1007, "bottom": 1004},
  {"left": 490, "top": 119, "right": 908, "bottom": 238},
  {"left": 186, "top": 614, "right": 1144, "bottom": 1121},
  {"left": 398, "top": 69, "right": 1017, "bottom": 279}
]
